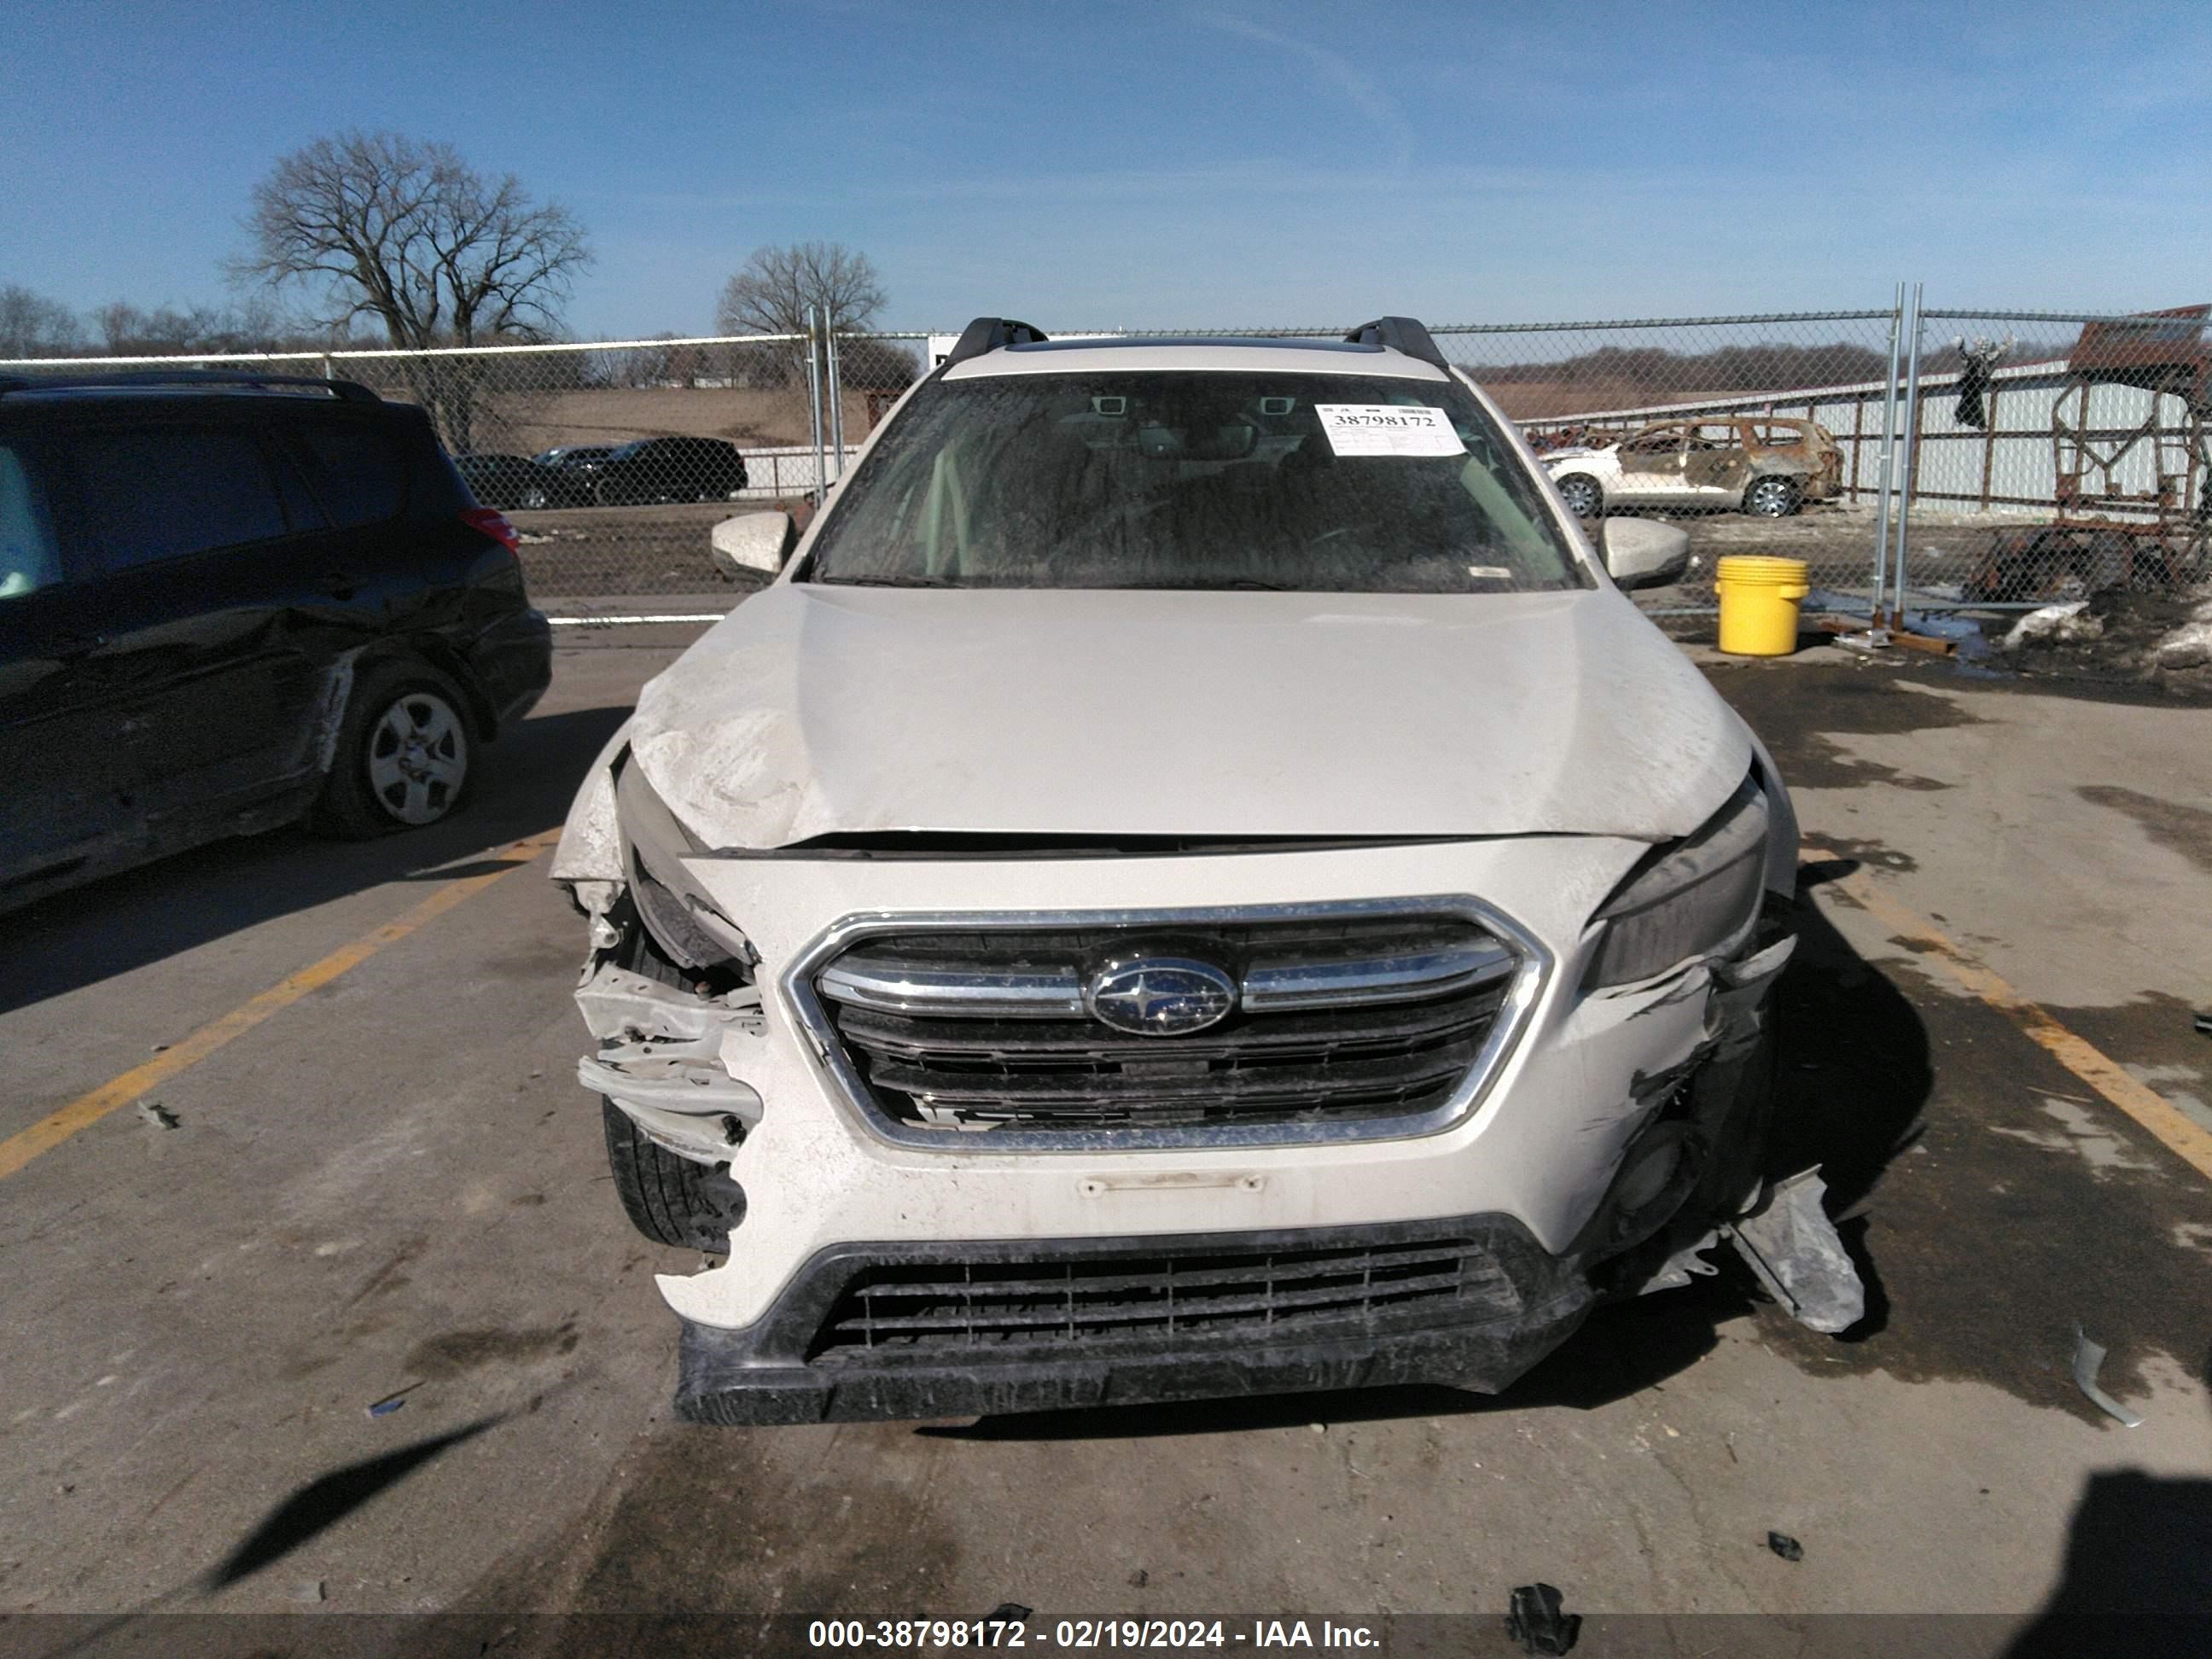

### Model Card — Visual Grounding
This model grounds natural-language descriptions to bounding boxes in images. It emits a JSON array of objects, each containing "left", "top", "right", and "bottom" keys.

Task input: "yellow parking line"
[
  {"left": 1810, "top": 847, "right": 2212, "bottom": 1184},
  {"left": 0, "top": 830, "right": 562, "bottom": 1181}
]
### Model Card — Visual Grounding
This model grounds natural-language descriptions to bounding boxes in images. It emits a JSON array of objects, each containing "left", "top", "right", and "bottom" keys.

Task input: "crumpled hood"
[{"left": 626, "top": 584, "right": 1752, "bottom": 849}]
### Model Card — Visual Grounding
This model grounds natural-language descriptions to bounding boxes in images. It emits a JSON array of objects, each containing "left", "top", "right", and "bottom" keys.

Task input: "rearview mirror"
[
  {"left": 710, "top": 509, "right": 797, "bottom": 578},
  {"left": 1601, "top": 516, "right": 1691, "bottom": 590},
  {"left": 1137, "top": 421, "right": 1258, "bottom": 461}
]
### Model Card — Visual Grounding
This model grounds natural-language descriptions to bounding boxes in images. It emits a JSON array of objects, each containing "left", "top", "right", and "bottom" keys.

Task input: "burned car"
[
  {"left": 1545, "top": 416, "right": 1842, "bottom": 520},
  {"left": 553, "top": 317, "right": 1860, "bottom": 1425}
]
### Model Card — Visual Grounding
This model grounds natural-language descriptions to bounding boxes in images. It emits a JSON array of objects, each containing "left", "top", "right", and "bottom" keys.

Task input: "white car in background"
[
  {"left": 1545, "top": 416, "right": 1843, "bottom": 520},
  {"left": 552, "top": 316, "right": 1861, "bottom": 1425}
]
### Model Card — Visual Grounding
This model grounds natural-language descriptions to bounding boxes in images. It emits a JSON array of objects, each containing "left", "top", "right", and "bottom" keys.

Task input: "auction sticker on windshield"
[{"left": 1313, "top": 405, "right": 1466, "bottom": 457}]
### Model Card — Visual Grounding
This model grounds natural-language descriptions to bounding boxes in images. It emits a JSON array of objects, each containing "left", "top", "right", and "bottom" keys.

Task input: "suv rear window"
[
  {"left": 294, "top": 422, "right": 406, "bottom": 527},
  {"left": 70, "top": 425, "right": 289, "bottom": 573},
  {"left": 0, "top": 441, "right": 61, "bottom": 599},
  {"left": 806, "top": 372, "right": 1586, "bottom": 593}
]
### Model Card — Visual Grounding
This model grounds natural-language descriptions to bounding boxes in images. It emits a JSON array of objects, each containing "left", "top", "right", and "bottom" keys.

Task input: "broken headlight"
[
  {"left": 615, "top": 759, "right": 753, "bottom": 972},
  {"left": 1583, "top": 778, "right": 1769, "bottom": 990}
]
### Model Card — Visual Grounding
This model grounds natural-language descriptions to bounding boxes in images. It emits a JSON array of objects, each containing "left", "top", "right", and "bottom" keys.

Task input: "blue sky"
[{"left": 7, "top": 0, "right": 2211, "bottom": 338}]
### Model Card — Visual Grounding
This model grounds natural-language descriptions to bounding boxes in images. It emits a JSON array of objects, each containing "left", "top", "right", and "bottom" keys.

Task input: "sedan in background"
[
  {"left": 534, "top": 444, "right": 617, "bottom": 478},
  {"left": 455, "top": 453, "right": 593, "bottom": 511}
]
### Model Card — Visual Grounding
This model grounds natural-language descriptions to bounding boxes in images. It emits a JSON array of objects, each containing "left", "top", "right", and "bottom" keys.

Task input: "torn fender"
[
  {"left": 550, "top": 719, "right": 634, "bottom": 887},
  {"left": 576, "top": 952, "right": 770, "bottom": 1163}
]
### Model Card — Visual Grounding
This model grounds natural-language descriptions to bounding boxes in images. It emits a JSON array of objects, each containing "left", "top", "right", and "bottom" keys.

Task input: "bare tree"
[
  {"left": 92, "top": 298, "right": 288, "bottom": 357},
  {"left": 232, "top": 131, "right": 591, "bottom": 445},
  {"left": 0, "top": 285, "right": 85, "bottom": 358},
  {"left": 715, "top": 242, "right": 887, "bottom": 385}
]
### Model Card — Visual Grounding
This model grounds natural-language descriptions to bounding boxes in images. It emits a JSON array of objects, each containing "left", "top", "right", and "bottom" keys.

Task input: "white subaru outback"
[{"left": 552, "top": 317, "right": 1861, "bottom": 1424}]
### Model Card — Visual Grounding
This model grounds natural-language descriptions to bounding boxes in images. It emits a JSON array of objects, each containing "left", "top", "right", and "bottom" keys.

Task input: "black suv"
[
  {"left": 0, "top": 371, "right": 552, "bottom": 911},
  {"left": 591, "top": 435, "right": 748, "bottom": 505}
]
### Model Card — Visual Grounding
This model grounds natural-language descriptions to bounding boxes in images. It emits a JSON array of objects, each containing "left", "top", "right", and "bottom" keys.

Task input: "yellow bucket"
[{"left": 1714, "top": 556, "right": 1810, "bottom": 656}]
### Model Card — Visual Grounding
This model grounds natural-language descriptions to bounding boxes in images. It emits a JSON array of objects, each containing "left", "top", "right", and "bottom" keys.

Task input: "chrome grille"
[
  {"left": 801, "top": 908, "right": 1534, "bottom": 1143},
  {"left": 812, "top": 1236, "right": 1522, "bottom": 1356}
]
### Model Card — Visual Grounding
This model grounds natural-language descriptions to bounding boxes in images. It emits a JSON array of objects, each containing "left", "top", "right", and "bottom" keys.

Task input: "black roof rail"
[
  {"left": 937, "top": 317, "right": 1050, "bottom": 371},
  {"left": 1342, "top": 316, "right": 1449, "bottom": 373},
  {"left": 0, "top": 369, "right": 381, "bottom": 403}
]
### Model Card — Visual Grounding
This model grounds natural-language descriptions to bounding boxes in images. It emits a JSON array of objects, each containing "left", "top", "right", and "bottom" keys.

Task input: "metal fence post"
[
  {"left": 826, "top": 325, "right": 845, "bottom": 480},
  {"left": 1890, "top": 282, "right": 1926, "bottom": 620},
  {"left": 806, "top": 305, "right": 826, "bottom": 504},
  {"left": 1870, "top": 284, "right": 1906, "bottom": 614}
]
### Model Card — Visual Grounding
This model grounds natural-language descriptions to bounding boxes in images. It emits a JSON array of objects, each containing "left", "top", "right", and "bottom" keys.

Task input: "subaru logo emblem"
[{"left": 1085, "top": 955, "right": 1238, "bottom": 1037}]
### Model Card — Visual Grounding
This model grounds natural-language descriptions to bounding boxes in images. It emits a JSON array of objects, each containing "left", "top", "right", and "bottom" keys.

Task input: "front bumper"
[
  {"left": 676, "top": 1213, "right": 1595, "bottom": 1425},
  {"left": 573, "top": 836, "right": 1798, "bottom": 1417}
]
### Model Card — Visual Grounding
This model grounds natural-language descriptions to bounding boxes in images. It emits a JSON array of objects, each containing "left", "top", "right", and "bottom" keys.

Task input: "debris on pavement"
[
  {"left": 987, "top": 1604, "right": 1033, "bottom": 1625},
  {"left": 2070, "top": 1325, "right": 2146, "bottom": 1428},
  {"left": 290, "top": 1579, "right": 327, "bottom": 1604},
  {"left": 136, "top": 1099, "right": 179, "bottom": 1130},
  {"left": 1767, "top": 1531, "right": 1804, "bottom": 1562},
  {"left": 2193, "top": 1012, "right": 2212, "bottom": 1037},
  {"left": 2157, "top": 619, "right": 2212, "bottom": 671},
  {"left": 1505, "top": 1582, "right": 1581, "bottom": 1656},
  {"left": 2001, "top": 601, "right": 2103, "bottom": 652},
  {"left": 365, "top": 1387, "right": 416, "bottom": 1419},
  {"left": 1724, "top": 1169, "right": 1867, "bottom": 1334}
]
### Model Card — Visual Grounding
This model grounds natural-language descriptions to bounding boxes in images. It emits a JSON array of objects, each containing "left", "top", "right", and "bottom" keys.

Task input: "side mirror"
[
  {"left": 710, "top": 509, "right": 797, "bottom": 578},
  {"left": 1601, "top": 516, "right": 1691, "bottom": 590}
]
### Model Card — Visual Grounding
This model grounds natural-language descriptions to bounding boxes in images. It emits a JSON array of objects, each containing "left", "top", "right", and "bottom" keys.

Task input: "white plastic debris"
[
  {"left": 2070, "top": 1325, "right": 2145, "bottom": 1428},
  {"left": 2153, "top": 620, "right": 2212, "bottom": 671},
  {"left": 1726, "top": 1169, "right": 1866, "bottom": 1334},
  {"left": 2001, "top": 601, "right": 2102, "bottom": 651}
]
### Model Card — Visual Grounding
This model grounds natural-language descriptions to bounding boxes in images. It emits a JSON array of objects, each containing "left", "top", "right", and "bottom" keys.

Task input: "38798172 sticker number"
[{"left": 1313, "top": 404, "right": 1466, "bottom": 458}]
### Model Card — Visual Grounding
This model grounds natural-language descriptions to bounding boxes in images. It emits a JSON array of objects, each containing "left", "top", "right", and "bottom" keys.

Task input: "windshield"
[{"left": 805, "top": 371, "right": 1588, "bottom": 592}]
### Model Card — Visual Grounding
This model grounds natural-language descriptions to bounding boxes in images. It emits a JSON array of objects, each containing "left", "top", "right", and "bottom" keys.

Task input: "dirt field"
[{"left": 512, "top": 500, "right": 794, "bottom": 598}]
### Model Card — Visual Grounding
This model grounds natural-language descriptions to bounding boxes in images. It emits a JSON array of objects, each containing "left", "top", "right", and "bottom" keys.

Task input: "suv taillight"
[{"left": 461, "top": 507, "right": 521, "bottom": 554}]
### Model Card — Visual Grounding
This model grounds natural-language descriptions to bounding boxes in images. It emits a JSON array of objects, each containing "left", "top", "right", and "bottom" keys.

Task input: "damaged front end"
[
  {"left": 558, "top": 738, "right": 773, "bottom": 1230},
  {"left": 550, "top": 731, "right": 1864, "bottom": 1425}
]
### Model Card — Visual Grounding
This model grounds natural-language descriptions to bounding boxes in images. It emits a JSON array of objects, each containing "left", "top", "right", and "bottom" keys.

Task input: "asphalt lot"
[{"left": 2, "top": 621, "right": 2209, "bottom": 1656}]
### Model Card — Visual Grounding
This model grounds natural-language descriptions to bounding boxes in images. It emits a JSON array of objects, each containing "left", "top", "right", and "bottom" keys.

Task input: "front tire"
[
  {"left": 1557, "top": 474, "right": 1604, "bottom": 518},
  {"left": 313, "top": 660, "right": 473, "bottom": 839},
  {"left": 1743, "top": 475, "right": 1801, "bottom": 519},
  {"left": 602, "top": 1100, "right": 745, "bottom": 1254},
  {"left": 599, "top": 921, "right": 747, "bottom": 1253}
]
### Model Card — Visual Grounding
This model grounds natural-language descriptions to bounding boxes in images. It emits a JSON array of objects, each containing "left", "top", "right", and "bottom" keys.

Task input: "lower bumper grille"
[
  {"left": 804, "top": 908, "right": 1532, "bottom": 1141},
  {"left": 813, "top": 1236, "right": 1522, "bottom": 1357}
]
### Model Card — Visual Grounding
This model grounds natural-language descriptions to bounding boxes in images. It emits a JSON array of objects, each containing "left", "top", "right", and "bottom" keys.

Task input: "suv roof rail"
[
  {"left": 0, "top": 369, "right": 382, "bottom": 403},
  {"left": 1342, "top": 316, "right": 1449, "bottom": 373},
  {"left": 938, "top": 317, "right": 1050, "bottom": 371}
]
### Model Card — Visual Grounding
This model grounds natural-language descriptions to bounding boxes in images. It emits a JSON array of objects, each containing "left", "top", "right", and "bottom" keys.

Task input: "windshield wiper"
[
  {"left": 1103, "top": 578, "right": 1307, "bottom": 591},
  {"left": 811, "top": 573, "right": 967, "bottom": 588}
]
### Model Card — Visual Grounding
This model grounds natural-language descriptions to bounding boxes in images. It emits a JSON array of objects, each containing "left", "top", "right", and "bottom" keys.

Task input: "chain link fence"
[
  {"left": 1428, "top": 310, "right": 1904, "bottom": 612},
  {"left": 5, "top": 301, "right": 2205, "bottom": 620}
]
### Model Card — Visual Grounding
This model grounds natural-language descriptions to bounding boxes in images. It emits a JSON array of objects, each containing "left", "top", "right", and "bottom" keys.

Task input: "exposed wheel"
[
  {"left": 313, "top": 660, "right": 472, "bottom": 838},
  {"left": 1743, "top": 475, "right": 1800, "bottom": 519},
  {"left": 602, "top": 1100, "right": 745, "bottom": 1254},
  {"left": 1556, "top": 474, "right": 1604, "bottom": 518},
  {"left": 598, "top": 922, "right": 746, "bottom": 1254},
  {"left": 520, "top": 485, "right": 550, "bottom": 509}
]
